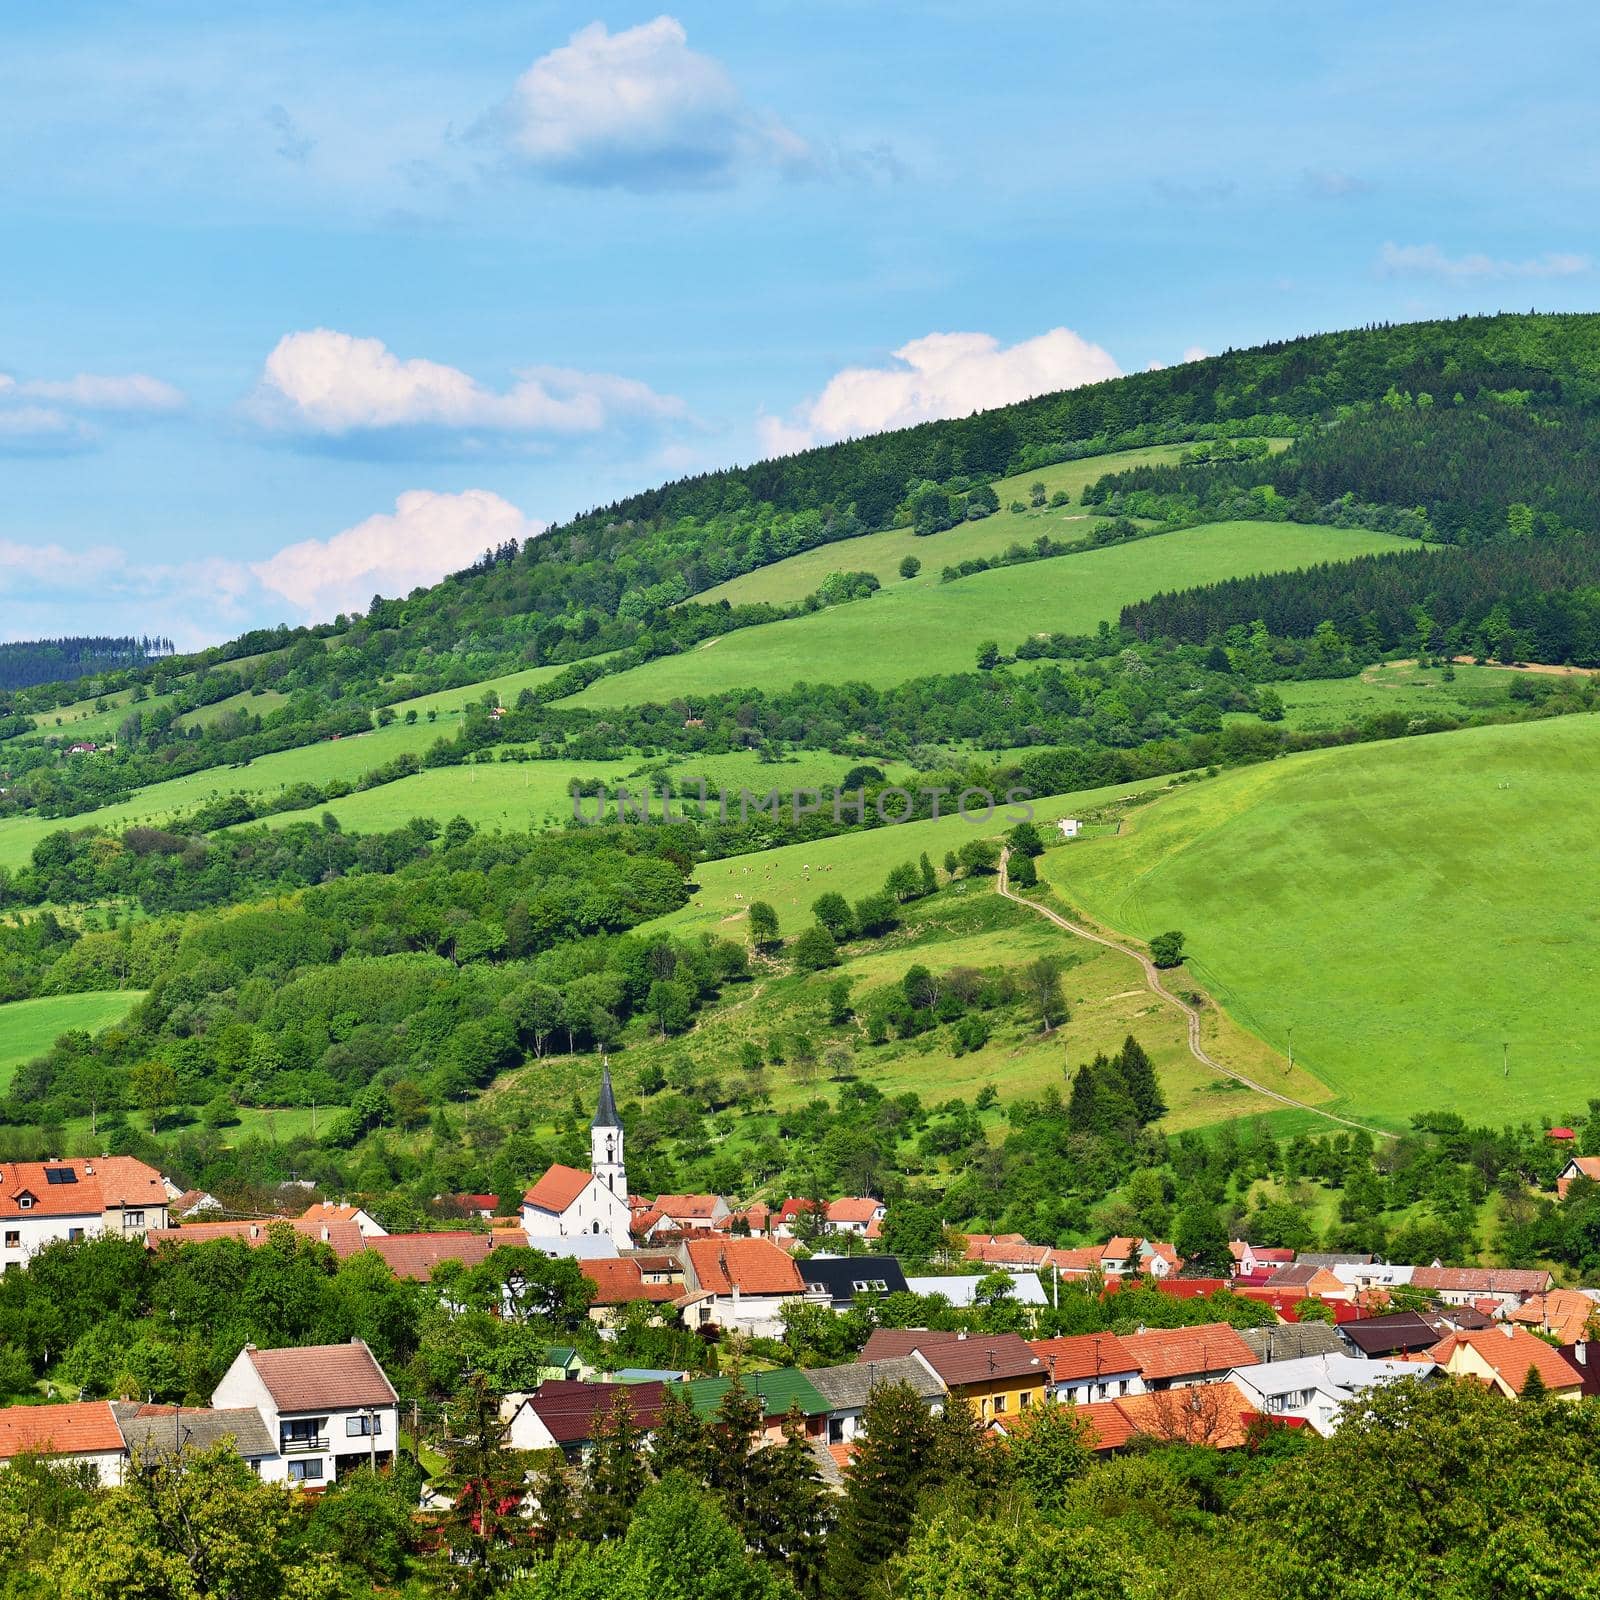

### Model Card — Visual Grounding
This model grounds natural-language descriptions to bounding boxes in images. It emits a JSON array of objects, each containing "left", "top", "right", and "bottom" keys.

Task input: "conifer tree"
[
  {"left": 918, "top": 852, "right": 938, "bottom": 895},
  {"left": 581, "top": 1388, "right": 649, "bottom": 1541},
  {"left": 707, "top": 1371, "right": 766, "bottom": 1534},
  {"left": 745, "top": 1404, "right": 833, "bottom": 1597},
  {"left": 1116, "top": 1034, "right": 1166, "bottom": 1122},
  {"left": 650, "top": 1387, "right": 717, "bottom": 1483}
]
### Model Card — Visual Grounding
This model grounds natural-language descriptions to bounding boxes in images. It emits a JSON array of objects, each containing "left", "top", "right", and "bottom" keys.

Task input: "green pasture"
[
  {"left": 0, "top": 991, "right": 145, "bottom": 1089},
  {"left": 1041, "top": 714, "right": 1600, "bottom": 1126},
  {"left": 176, "top": 688, "right": 290, "bottom": 730},
  {"left": 1233, "top": 662, "right": 1517, "bottom": 732},
  {"left": 387, "top": 662, "right": 583, "bottom": 722},
  {"left": 568, "top": 520, "right": 1413, "bottom": 708}
]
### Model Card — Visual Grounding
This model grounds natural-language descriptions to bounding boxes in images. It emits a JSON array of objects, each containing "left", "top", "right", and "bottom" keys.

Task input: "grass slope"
[
  {"left": 1041, "top": 716, "right": 1600, "bottom": 1126},
  {"left": 570, "top": 521, "right": 1413, "bottom": 708},
  {"left": 0, "top": 991, "right": 145, "bottom": 1089},
  {"left": 1227, "top": 661, "right": 1517, "bottom": 732}
]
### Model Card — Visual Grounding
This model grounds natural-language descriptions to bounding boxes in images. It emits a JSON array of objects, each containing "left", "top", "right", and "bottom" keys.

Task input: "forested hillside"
[{"left": 0, "top": 635, "right": 173, "bottom": 691}]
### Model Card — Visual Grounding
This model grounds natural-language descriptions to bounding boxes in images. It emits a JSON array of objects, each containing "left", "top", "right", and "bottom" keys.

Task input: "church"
[{"left": 520, "top": 1064, "right": 633, "bottom": 1251}]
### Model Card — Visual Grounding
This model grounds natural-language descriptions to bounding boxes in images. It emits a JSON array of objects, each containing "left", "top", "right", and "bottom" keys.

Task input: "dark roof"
[
  {"left": 1295, "top": 1252, "right": 1373, "bottom": 1267},
  {"left": 797, "top": 1255, "right": 908, "bottom": 1304},
  {"left": 242, "top": 1339, "right": 397, "bottom": 1412},
  {"left": 1239, "top": 1322, "right": 1344, "bottom": 1363},
  {"left": 1263, "top": 1263, "right": 1321, "bottom": 1288},
  {"left": 593, "top": 1063, "right": 620, "bottom": 1129},
  {"left": 524, "top": 1379, "right": 667, "bottom": 1445},
  {"left": 804, "top": 1356, "right": 944, "bottom": 1409},
  {"left": 114, "top": 1403, "right": 276, "bottom": 1460},
  {"left": 857, "top": 1330, "right": 1044, "bottom": 1388},
  {"left": 1338, "top": 1311, "right": 1443, "bottom": 1356},
  {"left": 1559, "top": 1341, "right": 1600, "bottom": 1398}
]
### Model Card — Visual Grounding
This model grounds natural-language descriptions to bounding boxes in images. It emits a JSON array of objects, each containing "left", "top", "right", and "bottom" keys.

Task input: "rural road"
[{"left": 995, "top": 847, "right": 1394, "bottom": 1139}]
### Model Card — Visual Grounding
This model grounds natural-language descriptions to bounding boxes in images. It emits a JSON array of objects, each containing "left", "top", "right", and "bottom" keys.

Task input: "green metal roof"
[{"left": 675, "top": 1369, "right": 831, "bottom": 1419}]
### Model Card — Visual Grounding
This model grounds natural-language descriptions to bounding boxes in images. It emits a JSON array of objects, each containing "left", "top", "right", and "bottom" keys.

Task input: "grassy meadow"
[
  {"left": 0, "top": 991, "right": 145, "bottom": 1089},
  {"left": 1040, "top": 714, "right": 1600, "bottom": 1127},
  {"left": 568, "top": 520, "right": 1414, "bottom": 708},
  {"left": 1231, "top": 661, "right": 1518, "bottom": 733}
]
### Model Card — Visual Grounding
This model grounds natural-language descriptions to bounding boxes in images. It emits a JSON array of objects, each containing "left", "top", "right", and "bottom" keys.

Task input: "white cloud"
[
  {"left": 1379, "top": 242, "right": 1591, "bottom": 279},
  {"left": 0, "top": 367, "right": 185, "bottom": 452},
  {"left": 250, "top": 488, "right": 547, "bottom": 619},
  {"left": 1181, "top": 345, "right": 1210, "bottom": 363},
  {"left": 14, "top": 372, "right": 185, "bottom": 413},
  {"left": 489, "top": 15, "right": 812, "bottom": 189},
  {"left": 249, "top": 328, "right": 683, "bottom": 442},
  {"left": 759, "top": 327, "right": 1121, "bottom": 455}
]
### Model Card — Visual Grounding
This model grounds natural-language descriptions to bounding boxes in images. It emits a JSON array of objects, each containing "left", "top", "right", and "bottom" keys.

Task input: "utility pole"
[
  {"left": 1503, "top": 1041, "right": 1509, "bottom": 1079},
  {"left": 1286, "top": 1024, "right": 1294, "bottom": 1077}
]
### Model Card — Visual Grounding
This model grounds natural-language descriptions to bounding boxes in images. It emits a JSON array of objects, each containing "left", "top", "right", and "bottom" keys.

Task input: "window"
[
  {"left": 993, "top": 1393, "right": 1007, "bottom": 1415},
  {"left": 124, "top": 1211, "right": 144, "bottom": 1229},
  {"left": 287, "top": 1459, "right": 325, "bottom": 1483},
  {"left": 16, "top": 1197, "right": 31, "bottom": 1211},
  {"left": 346, "top": 1413, "right": 383, "bottom": 1437},
  {"left": 1019, "top": 1390, "right": 1032, "bottom": 1407},
  {"left": 43, "top": 1169, "right": 77, "bottom": 1185},
  {"left": 3, "top": 1232, "right": 17, "bottom": 1249},
  {"left": 67, "top": 1228, "right": 83, "bottom": 1241}
]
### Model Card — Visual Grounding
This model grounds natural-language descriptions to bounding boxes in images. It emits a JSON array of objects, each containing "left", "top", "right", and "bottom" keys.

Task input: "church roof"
[{"left": 592, "top": 1064, "right": 621, "bottom": 1130}]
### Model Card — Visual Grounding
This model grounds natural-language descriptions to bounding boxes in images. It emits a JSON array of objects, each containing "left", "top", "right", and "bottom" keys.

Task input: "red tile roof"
[
  {"left": 522, "top": 1165, "right": 592, "bottom": 1214},
  {"left": 0, "top": 1157, "right": 165, "bottom": 1220},
  {"left": 1071, "top": 1398, "right": 1138, "bottom": 1451},
  {"left": 1509, "top": 1290, "right": 1599, "bottom": 1345},
  {"left": 1428, "top": 1327, "right": 1584, "bottom": 1394},
  {"left": 1029, "top": 1333, "right": 1140, "bottom": 1382},
  {"left": 684, "top": 1238, "right": 805, "bottom": 1296},
  {"left": 653, "top": 1194, "right": 724, "bottom": 1220},
  {"left": 1119, "top": 1323, "right": 1259, "bottom": 1382},
  {"left": 524, "top": 1379, "right": 668, "bottom": 1446},
  {"left": 240, "top": 1340, "right": 397, "bottom": 1412},
  {"left": 365, "top": 1233, "right": 495, "bottom": 1281},
  {"left": 1410, "top": 1266, "right": 1551, "bottom": 1297},
  {"left": 582, "top": 1258, "right": 679, "bottom": 1306},
  {"left": 0, "top": 1400, "right": 124, "bottom": 1459},
  {"left": 826, "top": 1197, "right": 883, "bottom": 1225},
  {"left": 145, "top": 1217, "right": 365, "bottom": 1258}
]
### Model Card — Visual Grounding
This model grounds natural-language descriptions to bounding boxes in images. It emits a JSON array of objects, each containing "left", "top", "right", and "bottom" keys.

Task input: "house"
[
  {"left": 1226, "top": 1354, "right": 1435, "bottom": 1436},
  {"left": 716, "top": 1202, "right": 772, "bottom": 1237},
  {"left": 1328, "top": 1261, "right": 1415, "bottom": 1298},
  {"left": 1426, "top": 1325, "right": 1584, "bottom": 1400},
  {"left": 66, "top": 741, "right": 99, "bottom": 755},
  {"left": 1056, "top": 818, "right": 1080, "bottom": 838},
  {"left": 857, "top": 1330, "right": 1047, "bottom": 1425},
  {"left": 964, "top": 1235, "right": 1056, "bottom": 1272},
  {"left": 805, "top": 1357, "right": 945, "bottom": 1443},
  {"left": 1409, "top": 1265, "right": 1552, "bottom": 1312},
  {"left": 651, "top": 1194, "right": 731, "bottom": 1231},
  {"left": 145, "top": 1216, "right": 366, "bottom": 1259},
  {"left": 364, "top": 1232, "right": 497, "bottom": 1282},
  {"left": 0, "top": 1400, "right": 127, "bottom": 1484},
  {"left": 504, "top": 1379, "right": 667, "bottom": 1459},
  {"left": 452, "top": 1193, "right": 501, "bottom": 1219},
  {"left": 0, "top": 1156, "right": 169, "bottom": 1270},
  {"left": 1229, "top": 1241, "right": 1295, "bottom": 1276},
  {"left": 298, "top": 1202, "right": 387, "bottom": 1239},
  {"left": 1558, "top": 1340, "right": 1600, "bottom": 1397},
  {"left": 1093, "top": 1384, "right": 1260, "bottom": 1450},
  {"left": 772, "top": 1199, "right": 824, "bottom": 1240},
  {"left": 677, "top": 1237, "right": 814, "bottom": 1336},
  {"left": 1029, "top": 1333, "right": 1144, "bottom": 1404},
  {"left": 672, "top": 1370, "right": 831, "bottom": 1445},
  {"left": 1509, "top": 1289, "right": 1600, "bottom": 1345},
  {"left": 825, "top": 1197, "right": 886, "bottom": 1236},
  {"left": 579, "top": 1257, "right": 679, "bottom": 1323},
  {"left": 1119, "top": 1323, "right": 1259, "bottom": 1390},
  {"left": 212, "top": 1338, "right": 398, "bottom": 1488},
  {"left": 1238, "top": 1321, "right": 1345, "bottom": 1364},
  {"left": 520, "top": 1066, "right": 632, "bottom": 1251},
  {"left": 168, "top": 1188, "right": 223, "bottom": 1219},
  {"left": 798, "top": 1253, "right": 908, "bottom": 1308},
  {"left": 1557, "top": 1156, "right": 1600, "bottom": 1199},
  {"left": 113, "top": 1402, "right": 278, "bottom": 1473},
  {"left": 904, "top": 1272, "right": 1048, "bottom": 1309},
  {"left": 1338, "top": 1310, "right": 1458, "bottom": 1358}
]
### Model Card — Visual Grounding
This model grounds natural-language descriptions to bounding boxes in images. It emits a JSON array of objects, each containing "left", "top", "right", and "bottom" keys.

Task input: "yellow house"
[
  {"left": 857, "top": 1330, "right": 1047, "bottom": 1423},
  {"left": 1428, "top": 1326, "right": 1583, "bottom": 1400}
]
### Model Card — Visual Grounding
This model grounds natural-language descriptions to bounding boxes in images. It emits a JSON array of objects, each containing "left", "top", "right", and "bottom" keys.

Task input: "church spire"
[{"left": 592, "top": 1059, "right": 620, "bottom": 1129}]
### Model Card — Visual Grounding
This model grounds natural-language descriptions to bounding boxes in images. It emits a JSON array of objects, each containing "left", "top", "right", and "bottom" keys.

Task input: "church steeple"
[{"left": 590, "top": 1060, "right": 626, "bottom": 1198}]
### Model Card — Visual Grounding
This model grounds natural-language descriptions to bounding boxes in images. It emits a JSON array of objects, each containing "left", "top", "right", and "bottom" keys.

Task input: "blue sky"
[{"left": 3, "top": 0, "right": 1597, "bottom": 647}]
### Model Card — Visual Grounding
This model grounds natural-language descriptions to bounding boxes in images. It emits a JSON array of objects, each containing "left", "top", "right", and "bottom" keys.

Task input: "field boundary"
[{"left": 995, "top": 847, "right": 1395, "bottom": 1139}]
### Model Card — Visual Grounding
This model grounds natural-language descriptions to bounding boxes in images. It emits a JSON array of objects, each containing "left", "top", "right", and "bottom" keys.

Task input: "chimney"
[
  {"left": 1576, "top": 1342, "right": 1588, "bottom": 1367},
  {"left": 1500, "top": 1323, "right": 1515, "bottom": 1340}
]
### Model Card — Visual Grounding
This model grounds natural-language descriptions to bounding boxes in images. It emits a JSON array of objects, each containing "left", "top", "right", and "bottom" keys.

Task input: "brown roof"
[
  {"left": 1119, "top": 1324, "right": 1259, "bottom": 1382},
  {"left": 826, "top": 1197, "right": 883, "bottom": 1224},
  {"left": 0, "top": 1400, "right": 125, "bottom": 1458},
  {"left": 1510, "top": 1291, "right": 1599, "bottom": 1345},
  {"left": 522, "top": 1164, "right": 592, "bottom": 1214},
  {"left": 366, "top": 1232, "right": 495, "bottom": 1282},
  {"left": 1029, "top": 1332, "right": 1140, "bottom": 1382},
  {"left": 582, "top": 1257, "right": 679, "bottom": 1306},
  {"left": 654, "top": 1194, "right": 724, "bottom": 1220},
  {"left": 145, "top": 1217, "right": 365, "bottom": 1258},
  {"left": 1410, "top": 1266, "right": 1551, "bottom": 1296},
  {"left": 298, "top": 1202, "right": 370, "bottom": 1226},
  {"left": 684, "top": 1238, "right": 805, "bottom": 1296},
  {"left": 1428, "top": 1327, "right": 1584, "bottom": 1394},
  {"left": 523, "top": 1379, "right": 668, "bottom": 1446},
  {"left": 0, "top": 1157, "right": 165, "bottom": 1220},
  {"left": 241, "top": 1339, "right": 397, "bottom": 1412},
  {"left": 856, "top": 1329, "right": 1042, "bottom": 1389}
]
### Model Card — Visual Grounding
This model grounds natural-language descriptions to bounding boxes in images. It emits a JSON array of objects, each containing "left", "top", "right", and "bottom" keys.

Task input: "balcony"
[{"left": 281, "top": 1435, "right": 328, "bottom": 1454}]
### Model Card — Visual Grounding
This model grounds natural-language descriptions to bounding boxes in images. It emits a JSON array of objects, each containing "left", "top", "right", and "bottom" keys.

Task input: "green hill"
[
  {"left": 1040, "top": 714, "right": 1600, "bottom": 1125},
  {"left": 0, "top": 991, "right": 146, "bottom": 1089}
]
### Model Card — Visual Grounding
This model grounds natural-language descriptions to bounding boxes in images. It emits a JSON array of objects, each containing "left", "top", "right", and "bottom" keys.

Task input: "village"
[{"left": 2, "top": 1069, "right": 1596, "bottom": 1499}]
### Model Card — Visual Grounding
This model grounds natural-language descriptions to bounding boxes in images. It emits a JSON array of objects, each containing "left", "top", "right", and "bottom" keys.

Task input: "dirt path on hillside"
[
  {"left": 1366, "top": 657, "right": 1598, "bottom": 681},
  {"left": 995, "top": 848, "right": 1394, "bottom": 1138}
]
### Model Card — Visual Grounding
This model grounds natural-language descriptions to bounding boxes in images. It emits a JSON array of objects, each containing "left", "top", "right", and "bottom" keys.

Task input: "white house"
[
  {"left": 298, "top": 1202, "right": 387, "bottom": 1239},
  {"left": 0, "top": 1400, "right": 128, "bottom": 1484},
  {"left": 1056, "top": 818, "right": 1081, "bottom": 839},
  {"left": 1226, "top": 1354, "right": 1435, "bottom": 1436},
  {"left": 212, "top": 1338, "right": 398, "bottom": 1489},
  {"left": 904, "top": 1272, "right": 1049, "bottom": 1309},
  {"left": 0, "top": 1157, "right": 169, "bottom": 1271},
  {"left": 825, "top": 1197, "right": 885, "bottom": 1236},
  {"left": 521, "top": 1066, "right": 632, "bottom": 1251},
  {"left": 1032, "top": 1333, "right": 1146, "bottom": 1404}
]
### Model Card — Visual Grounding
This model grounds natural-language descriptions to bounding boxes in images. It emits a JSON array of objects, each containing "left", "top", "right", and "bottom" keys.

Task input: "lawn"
[
  {"left": 695, "top": 442, "right": 1289, "bottom": 608},
  {"left": 1039, "top": 715, "right": 1600, "bottom": 1127},
  {"left": 568, "top": 520, "right": 1414, "bottom": 708},
  {"left": 0, "top": 991, "right": 145, "bottom": 1088}
]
